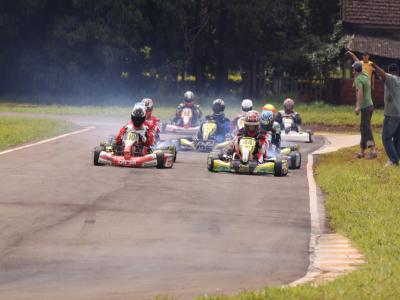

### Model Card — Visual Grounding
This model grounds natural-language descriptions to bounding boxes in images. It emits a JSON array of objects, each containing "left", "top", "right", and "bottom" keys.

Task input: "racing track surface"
[{"left": 0, "top": 115, "right": 323, "bottom": 300}]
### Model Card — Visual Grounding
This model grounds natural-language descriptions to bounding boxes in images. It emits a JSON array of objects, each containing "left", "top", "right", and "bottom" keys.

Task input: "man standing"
[
  {"left": 353, "top": 62, "right": 377, "bottom": 159},
  {"left": 373, "top": 62, "right": 400, "bottom": 166},
  {"left": 347, "top": 51, "right": 375, "bottom": 90}
]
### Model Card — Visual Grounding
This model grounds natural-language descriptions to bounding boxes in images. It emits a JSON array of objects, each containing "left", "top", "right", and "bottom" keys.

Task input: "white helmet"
[
  {"left": 241, "top": 99, "right": 253, "bottom": 113},
  {"left": 141, "top": 98, "right": 154, "bottom": 112},
  {"left": 184, "top": 91, "right": 195, "bottom": 103}
]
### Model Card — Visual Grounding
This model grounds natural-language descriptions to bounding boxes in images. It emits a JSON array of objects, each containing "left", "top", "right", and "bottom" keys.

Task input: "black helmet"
[
  {"left": 212, "top": 98, "right": 225, "bottom": 115},
  {"left": 131, "top": 103, "right": 146, "bottom": 127}
]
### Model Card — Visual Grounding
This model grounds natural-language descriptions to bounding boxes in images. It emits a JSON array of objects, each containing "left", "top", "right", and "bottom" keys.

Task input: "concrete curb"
[{"left": 289, "top": 134, "right": 365, "bottom": 287}]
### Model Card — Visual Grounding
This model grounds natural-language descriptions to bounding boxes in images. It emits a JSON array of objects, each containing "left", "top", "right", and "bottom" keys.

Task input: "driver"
[
  {"left": 116, "top": 103, "right": 154, "bottom": 154},
  {"left": 230, "top": 110, "right": 266, "bottom": 162},
  {"left": 197, "top": 98, "right": 230, "bottom": 142},
  {"left": 231, "top": 99, "right": 253, "bottom": 134},
  {"left": 141, "top": 98, "right": 160, "bottom": 144},
  {"left": 260, "top": 110, "right": 281, "bottom": 149},
  {"left": 172, "top": 91, "right": 203, "bottom": 126},
  {"left": 276, "top": 98, "right": 302, "bottom": 132}
]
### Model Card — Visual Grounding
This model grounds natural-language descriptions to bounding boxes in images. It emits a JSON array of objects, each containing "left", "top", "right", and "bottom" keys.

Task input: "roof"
[
  {"left": 345, "top": 33, "right": 400, "bottom": 59},
  {"left": 342, "top": 0, "right": 400, "bottom": 29}
]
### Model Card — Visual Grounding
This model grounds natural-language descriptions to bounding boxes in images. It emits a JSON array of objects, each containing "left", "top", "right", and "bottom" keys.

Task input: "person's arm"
[
  {"left": 346, "top": 51, "right": 360, "bottom": 62},
  {"left": 371, "top": 71, "right": 376, "bottom": 90},
  {"left": 372, "top": 62, "right": 386, "bottom": 81}
]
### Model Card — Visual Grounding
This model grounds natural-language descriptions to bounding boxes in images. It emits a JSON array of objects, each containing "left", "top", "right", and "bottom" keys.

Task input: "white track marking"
[{"left": 0, "top": 126, "right": 96, "bottom": 156}]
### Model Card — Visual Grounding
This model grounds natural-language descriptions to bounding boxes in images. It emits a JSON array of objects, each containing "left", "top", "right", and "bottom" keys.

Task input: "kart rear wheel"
[
  {"left": 274, "top": 159, "right": 287, "bottom": 177},
  {"left": 306, "top": 130, "right": 313, "bottom": 143},
  {"left": 289, "top": 151, "right": 301, "bottom": 169},
  {"left": 93, "top": 146, "right": 105, "bottom": 166},
  {"left": 156, "top": 152, "right": 165, "bottom": 169}
]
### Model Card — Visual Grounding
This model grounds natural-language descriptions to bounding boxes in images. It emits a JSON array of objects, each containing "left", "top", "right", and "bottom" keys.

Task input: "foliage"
[{"left": 0, "top": 0, "right": 341, "bottom": 102}]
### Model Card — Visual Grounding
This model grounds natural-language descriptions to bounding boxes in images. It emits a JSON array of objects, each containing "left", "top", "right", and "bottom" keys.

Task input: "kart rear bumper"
[
  {"left": 98, "top": 151, "right": 173, "bottom": 168},
  {"left": 281, "top": 131, "right": 312, "bottom": 143},
  {"left": 208, "top": 159, "right": 278, "bottom": 175}
]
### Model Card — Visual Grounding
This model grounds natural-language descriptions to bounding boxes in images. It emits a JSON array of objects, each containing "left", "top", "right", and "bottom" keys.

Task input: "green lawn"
[
  {"left": 0, "top": 116, "right": 79, "bottom": 151},
  {"left": 0, "top": 102, "right": 384, "bottom": 128},
  {"left": 195, "top": 135, "right": 399, "bottom": 300}
]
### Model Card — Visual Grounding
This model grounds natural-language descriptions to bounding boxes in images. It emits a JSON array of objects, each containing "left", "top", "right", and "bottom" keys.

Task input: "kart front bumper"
[{"left": 208, "top": 159, "right": 281, "bottom": 175}]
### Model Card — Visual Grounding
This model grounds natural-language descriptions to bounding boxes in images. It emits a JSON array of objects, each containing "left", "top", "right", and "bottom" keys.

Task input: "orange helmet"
[{"left": 262, "top": 104, "right": 277, "bottom": 115}]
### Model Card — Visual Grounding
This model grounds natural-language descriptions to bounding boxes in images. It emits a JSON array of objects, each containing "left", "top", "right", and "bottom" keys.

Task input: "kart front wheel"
[
  {"left": 156, "top": 152, "right": 165, "bottom": 169},
  {"left": 207, "top": 157, "right": 215, "bottom": 171},
  {"left": 93, "top": 146, "right": 105, "bottom": 166}
]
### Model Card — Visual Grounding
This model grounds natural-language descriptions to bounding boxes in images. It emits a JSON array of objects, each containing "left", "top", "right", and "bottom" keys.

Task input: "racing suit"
[
  {"left": 144, "top": 115, "right": 160, "bottom": 145},
  {"left": 197, "top": 114, "right": 230, "bottom": 143},
  {"left": 172, "top": 103, "right": 203, "bottom": 126},
  {"left": 260, "top": 121, "right": 281, "bottom": 149},
  {"left": 276, "top": 110, "right": 302, "bottom": 132},
  {"left": 116, "top": 122, "right": 154, "bottom": 155}
]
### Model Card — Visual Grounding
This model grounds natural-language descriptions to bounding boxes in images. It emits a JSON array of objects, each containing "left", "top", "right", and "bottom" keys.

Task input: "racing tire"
[
  {"left": 156, "top": 152, "right": 165, "bottom": 169},
  {"left": 306, "top": 130, "right": 313, "bottom": 143},
  {"left": 93, "top": 146, "right": 105, "bottom": 166},
  {"left": 173, "top": 148, "right": 177, "bottom": 162},
  {"left": 274, "top": 158, "right": 287, "bottom": 177},
  {"left": 207, "top": 157, "right": 215, "bottom": 172},
  {"left": 297, "top": 152, "right": 302, "bottom": 169}
]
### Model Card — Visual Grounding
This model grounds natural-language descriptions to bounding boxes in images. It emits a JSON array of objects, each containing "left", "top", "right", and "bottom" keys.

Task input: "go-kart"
[
  {"left": 175, "top": 119, "right": 230, "bottom": 152},
  {"left": 162, "top": 107, "right": 200, "bottom": 134},
  {"left": 207, "top": 137, "right": 288, "bottom": 176},
  {"left": 280, "top": 116, "right": 312, "bottom": 143},
  {"left": 93, "top": 129, "right": 176, "bottom": 168}
]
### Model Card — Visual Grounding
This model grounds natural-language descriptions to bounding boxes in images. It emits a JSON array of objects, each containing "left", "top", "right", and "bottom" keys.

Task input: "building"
[{"left": 327, "top": 0, "right": 400, "bottom": 107}]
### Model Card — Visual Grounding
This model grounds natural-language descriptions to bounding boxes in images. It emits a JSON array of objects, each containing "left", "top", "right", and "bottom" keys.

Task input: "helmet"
[
  {"left": 283, "top": 98, "right": 295, "bottom": 113},
  {"left": 212, "top": 98, "right": 225, "bottom": 115},
  {"left": 260, "top": 110, "right": 274, "bottom": 128},
  {"left": 241, "top": 99, "right": 253, "bottom": 113},
  {"left": 141, "top": 98, "right": 154, "bottom": 118},
  {"left": 262, "top": 104, "right": 277, "bottom": 115},
  {"left": 244, "top": 110, "right": 260, "bottom": 133},
  {"left": 184, "top": 91, "right": 195, "bottom": 106},
  {"left": 131, "top": 103, "right": 147, "bottom": 128}
]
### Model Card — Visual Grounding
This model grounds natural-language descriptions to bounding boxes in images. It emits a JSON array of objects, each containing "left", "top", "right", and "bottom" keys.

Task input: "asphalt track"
[{"left": 0, "top": 115, "right": 323, "bottom": 300}]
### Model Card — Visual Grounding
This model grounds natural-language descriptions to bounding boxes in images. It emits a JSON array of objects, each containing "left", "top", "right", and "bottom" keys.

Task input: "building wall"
[{"left": 326, "top": 78, "right": 384, "bottom": 108}]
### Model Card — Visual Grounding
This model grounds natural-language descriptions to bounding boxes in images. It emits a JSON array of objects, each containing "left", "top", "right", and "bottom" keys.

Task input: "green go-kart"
[{"left": 207, "top": 137, "right": 288, "bottom": 176}]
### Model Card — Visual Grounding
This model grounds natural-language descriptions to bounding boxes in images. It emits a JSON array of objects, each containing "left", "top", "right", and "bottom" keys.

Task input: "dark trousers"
[
  {"left": 382, "top": 116, "right": 400, "bottom": 164},
  {"left": 360, "top": 106, "right": 375, "bottom": 150}
]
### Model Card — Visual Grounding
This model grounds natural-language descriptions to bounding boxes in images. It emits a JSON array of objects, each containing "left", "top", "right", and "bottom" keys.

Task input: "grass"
[
  {"left": 192, "top": 134, "right": 400, "bottom": 300},
  {"left": 0, "top": 116, "right": 79, "bottom": 151},
  {"left": 0, "top": 101, "right": 385, "bottom": 128}
]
